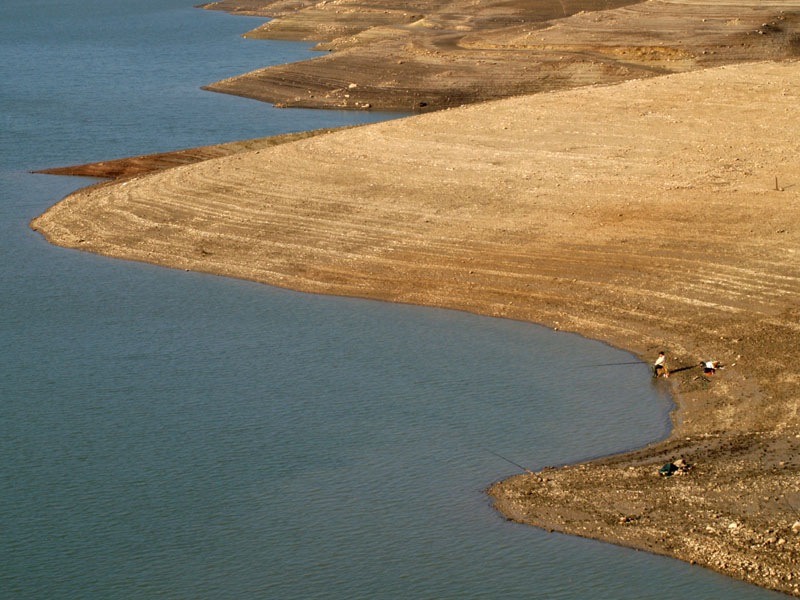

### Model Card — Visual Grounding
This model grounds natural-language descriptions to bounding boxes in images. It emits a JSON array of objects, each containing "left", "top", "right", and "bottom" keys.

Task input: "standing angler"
[{"left": 653, "top": 351, "right": 669, "bottom": 378}]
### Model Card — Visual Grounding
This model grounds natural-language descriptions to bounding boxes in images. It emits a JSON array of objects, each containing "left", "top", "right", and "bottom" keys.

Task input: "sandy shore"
[{"left": 32, "top": 57, "right": 800, "bottom": 593}]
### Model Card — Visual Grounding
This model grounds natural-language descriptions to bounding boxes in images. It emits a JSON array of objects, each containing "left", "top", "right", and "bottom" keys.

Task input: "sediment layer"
[{"left": 32, "top": 60, "right": 800, "bottom": 594}]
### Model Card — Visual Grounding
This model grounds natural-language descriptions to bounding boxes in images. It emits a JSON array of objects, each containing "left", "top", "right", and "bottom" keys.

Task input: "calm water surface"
[{"left": 0, "top": 1, "right": 785, "bottom": 598}]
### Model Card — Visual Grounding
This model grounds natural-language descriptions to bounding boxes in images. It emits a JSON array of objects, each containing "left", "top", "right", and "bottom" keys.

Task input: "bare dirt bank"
[
  {"left": 32, "top": 61, "right": 800, "bottom": 594},
  {"left": 199, "top": 0, "right": 800, "bottom": 112}
]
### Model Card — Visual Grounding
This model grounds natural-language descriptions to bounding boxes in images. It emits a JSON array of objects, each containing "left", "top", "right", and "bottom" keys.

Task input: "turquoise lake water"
[{"left": 0, "top": 1, "right": 786, "bottom": 598}]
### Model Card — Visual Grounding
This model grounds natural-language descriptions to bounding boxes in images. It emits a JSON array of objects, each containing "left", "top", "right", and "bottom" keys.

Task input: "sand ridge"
[{"left": 32, "top": 60, "right": 800, "bottom": 594}]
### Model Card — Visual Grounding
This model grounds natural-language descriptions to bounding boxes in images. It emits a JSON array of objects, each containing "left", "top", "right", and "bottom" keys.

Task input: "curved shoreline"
[
  {"left": 32, "top": 59, "right": 800, "bottom": 594},
  {"left": 32, "top": 1, "right": 800, "bottom": 595}
]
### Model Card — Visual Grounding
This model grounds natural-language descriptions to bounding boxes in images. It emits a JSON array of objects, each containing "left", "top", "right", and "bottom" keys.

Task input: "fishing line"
[
  {"left": 577, "top": 361, "right": 644, "bottom": 368},
  {"left": 484, "top": 448, "right": 533, "bottom": 473}
]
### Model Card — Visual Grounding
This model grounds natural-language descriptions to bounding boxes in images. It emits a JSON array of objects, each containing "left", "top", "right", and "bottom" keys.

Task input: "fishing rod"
[
  {"left": 581, "top": 361, "right": 700, "bottom": 371},
  {"left": 485, "top": 448, "right": 533, "bottom": 474}
]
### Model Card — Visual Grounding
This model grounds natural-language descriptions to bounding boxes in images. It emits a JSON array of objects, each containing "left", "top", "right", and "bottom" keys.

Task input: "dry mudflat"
[{"left": 32, "top": 0, "right": 800, "bottom": 595}]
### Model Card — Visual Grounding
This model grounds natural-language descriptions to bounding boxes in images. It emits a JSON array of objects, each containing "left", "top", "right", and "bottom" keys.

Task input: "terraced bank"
[{"left": 200, "top": 0, "right": 800, "bottom": 111}]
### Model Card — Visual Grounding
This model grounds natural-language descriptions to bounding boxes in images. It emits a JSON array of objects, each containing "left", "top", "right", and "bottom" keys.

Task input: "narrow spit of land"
[
  {"left": 31, "top": 0, "right": 800, "bottom": 595},
  {"left": 35, "top": 128, "right": 351, "bottom": 180}
]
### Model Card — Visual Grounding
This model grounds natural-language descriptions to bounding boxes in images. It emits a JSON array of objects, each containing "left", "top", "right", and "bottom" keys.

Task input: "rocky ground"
[{"left": 31, "top": 0, "right": 800, "bottom": 595}]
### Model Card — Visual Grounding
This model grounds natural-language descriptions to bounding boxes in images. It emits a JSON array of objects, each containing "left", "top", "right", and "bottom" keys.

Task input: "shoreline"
[
  {"left": 31, "top": 1, "right": 800, "bottom": 595},
  {"left": 32, "top": 60, "right": 800, "bottom": 594}
]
